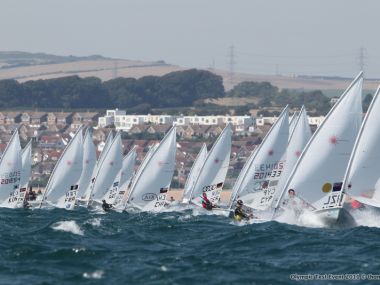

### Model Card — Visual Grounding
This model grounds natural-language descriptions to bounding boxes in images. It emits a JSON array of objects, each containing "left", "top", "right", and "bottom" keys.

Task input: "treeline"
[
  {"left": 227, "top": 81, "right": 373, "bottom": 115},
  {"left": 227, "top": 81, "right": 331, "bottom": 115},
  {"left": 0, "top": 69, "right": 369, "bottom": 116},
  {"left": 0, "top": 69, "right": 224, "bottom": 110}
]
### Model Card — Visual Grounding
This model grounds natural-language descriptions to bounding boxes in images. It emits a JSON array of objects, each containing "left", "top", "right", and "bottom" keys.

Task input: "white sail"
[
  {"left": 228, "top": 107, "right": 289, "bottom": 211},
  {"left": 82, "top": 131, "right": 113, "bottom": 201},
  {"left": 42, "top": 127, "right": 84, "bottom": 209},
  {"left": 97, "top": 131, "right": 113, "bottom": 167},
  {"left": 77, "top": 128, "right": 96, "bottom": 199},
  {"left": 116, "top": 143, "right": 157, "bottom": 209},
  {"left": 0, "top": 129, "right": 23, "bottom": 208},
  {"left": 190, "top": 124, "right": 232, "bottom": 206},
  {"left": 20, "top": 140, "right": 32, "bottom": 189},
  {"left": 182, "top": 143, "right": 207, "bottom": 203},
  {"left": 103, "top": 146, "right": 136, "bottom": 205},
  {"left": 273, "top": 106, "right": 312, "bottom": 206},
  {"left": 342, "top": 86, "right": 380, "bottom": 205},
  {"left": 276, "top": 73, "right": 363, "bottom": 219},
  {"left": 126, "top": 127, "right": 177, "bottom": 212},
  {"left": 89, "top": 132, "right": 123, "bottom": 203}
]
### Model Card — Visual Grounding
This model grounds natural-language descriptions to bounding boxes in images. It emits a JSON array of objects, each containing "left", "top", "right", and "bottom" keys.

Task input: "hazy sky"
[{"left": 1, "top": 0, "right": 379, "bottom": 77}]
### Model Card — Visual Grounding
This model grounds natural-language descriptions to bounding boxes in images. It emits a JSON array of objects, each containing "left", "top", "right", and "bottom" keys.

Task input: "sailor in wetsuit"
[
  {"left": 102, "top": 199, "right": 113, "bottom": 212},
  {"left": 201, "top": 192, "right": 216, "bottom": 211},
  {"left": 234, "top": 200, "right": 250, "bottom": 221}
]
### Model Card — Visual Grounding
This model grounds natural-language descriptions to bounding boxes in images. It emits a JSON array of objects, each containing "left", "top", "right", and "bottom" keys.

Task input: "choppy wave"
[
  {"left": 51, "top": 220, "right": 84, "bottom": 235},
  {"left": 0, "top": 207, "right": 379, "bottom": 284}
]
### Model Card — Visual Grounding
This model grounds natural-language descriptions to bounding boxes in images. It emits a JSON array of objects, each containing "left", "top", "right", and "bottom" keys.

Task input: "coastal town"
[{"left": 0, "top": 109, "right": 325, "bottom": 189}]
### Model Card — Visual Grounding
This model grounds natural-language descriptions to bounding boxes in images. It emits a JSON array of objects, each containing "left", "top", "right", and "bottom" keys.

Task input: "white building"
[
  {"left": 308, "top": 116, "right": 325, "bottom": 127},
  {"left": 98, "top": 109, "right": 126, "bottom": 128},
  {"left": 97, "top": 109, "right": 255, "bottom": 132},
  {"left": 255, "top": 114, "right": 325, "bottom": 128},
  {"left": 174, "top": 115, "right": 254, "bottom": 127}
]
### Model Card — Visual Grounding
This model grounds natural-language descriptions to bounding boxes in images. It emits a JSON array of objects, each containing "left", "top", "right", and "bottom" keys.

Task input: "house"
[
  {"left": 176, "top": 125, "right": 187, "bottom": 138},
  {"left": 208, "top": 125, "right": 224, "bottom": 137},
  {"left": 71, "top": 112, "right": 99, "bottom": 130},
  {"left": 48, "top": 112, "right": 73, "bottom": 126},
  {"left": 21, "top": 112, "right": 47, "bottom": 128},
  {"left": 146, "top": 124, "right": 172, "bottom": 135},
  {"left": 38, "top": 134, "right": 66, "bottom": 149},
  {"left": 0, "top": 113, "right": 5, "bottom": 125},
  {"left": 183, "top": 125, "right": 211, "bottom": 139},
  {"left": 3, "top": 112, "right": 21, "bottom": 125},
  {"left": 43, "top": 150, "right": 62, "bottom": 162},
  {"left": 93, "top": 128, "right": 108, "bottom": 142},
  {"left": 129, "top": 125, "right": 149, "bottom": 134}
]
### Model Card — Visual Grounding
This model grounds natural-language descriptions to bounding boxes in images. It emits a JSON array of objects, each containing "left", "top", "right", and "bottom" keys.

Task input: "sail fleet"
[{"left": 0, "top": 72, "right": 379, "bottom": 226}]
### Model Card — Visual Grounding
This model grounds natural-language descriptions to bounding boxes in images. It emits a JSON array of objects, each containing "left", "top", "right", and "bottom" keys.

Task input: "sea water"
[{"left": 0, "top": 207, "right": 380, "bottom": 285}]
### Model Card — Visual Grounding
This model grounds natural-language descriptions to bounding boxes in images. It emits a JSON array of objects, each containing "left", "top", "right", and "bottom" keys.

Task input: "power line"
[{"left": 227, "top": 45, "right": 236, "bottom": 85}]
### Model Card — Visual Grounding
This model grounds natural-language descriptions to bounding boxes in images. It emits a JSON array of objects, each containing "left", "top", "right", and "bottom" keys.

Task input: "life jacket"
[{"left": 202, "top": 199, "right": 213, "bottom": 210}]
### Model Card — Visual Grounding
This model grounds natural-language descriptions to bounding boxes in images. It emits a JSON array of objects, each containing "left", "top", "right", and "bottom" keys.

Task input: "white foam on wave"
[
  {"left": 83, "top": 270, "right": 104, "bottom": 279},
  {"left": 191, "top": 207, "right": 230, "bottom": 217},
  {"left": 72, "top": 247, "right": 86, "bottom": 253},
  {"left": 178, "top": 214, "right": 192, "bottom": 221},
  {"left": 275, "top": 208, "right": 325, "bottom": 228},
  {"left": 85, "top": 217, "right": 102, "bottom": 227},
  {"left": 350, "top": 208, "right": 380, "bottom": 228},
  {"left": 51, "top": 220, "right": 84, "bottom": 236},
  {"left": 298, "top": 210, "right": 326, "bottom": 228}
]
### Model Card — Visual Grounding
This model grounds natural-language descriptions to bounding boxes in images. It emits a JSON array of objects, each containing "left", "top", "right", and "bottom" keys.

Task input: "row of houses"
[
  {"left": 0, "top": 111, "right": 99, "bottom": 130},
  {"left": 256, "top": 115, "right": 325, "bottom": 127},
  {"left": 98, "top": 109, "right": 256, "bottom": 132},
  {"left": 99, "top": 109, "right": 327, "bottom": 131}
]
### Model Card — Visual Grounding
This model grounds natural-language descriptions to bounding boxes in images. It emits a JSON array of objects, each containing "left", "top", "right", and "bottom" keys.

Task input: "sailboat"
[
  {"left": 0, "top": 129, "right": 23, "bottom": 208},
  {"left": 39, "top": 127, "right": 84, "bottom": 209},
  {"left": 103, "top": 146, "right": 136, "bottom": 206},
  {"left": 14, "top": 139, "right": 33, "bottom": 208},
  {"left": 76, "top": 128, "right": 96, "bottom": 201},
  {"left": 181, "top": 143, "right": 207, "bottom": 204},
  {"left": 274, "top": 72, "right": 363, "bottom": 225},
  {"left": 341, "top": 85, "right": 380, "bottom": 208},
  {"left": 81, "top": 131, "right": 113, "bottom": 202},
  {"left": 228, "top": 106, "right": 289, "bottom": 216},
  {"left": 125, "top": 127, "right": 177, "bottom": 212},
  {"left": 189, "top": 124, "right": 232, "bottom": 208},
  {"left": 86, "top": 132, "right": 123, "bottom": 207},
  {"left": 114, "top": 143, "right": 157, "bottom": 210},
  {"left": 272, "top": 106, "right": 312, "bottom": 207}
]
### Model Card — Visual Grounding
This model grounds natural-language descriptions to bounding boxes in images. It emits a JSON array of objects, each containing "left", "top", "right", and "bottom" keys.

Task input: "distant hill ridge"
[{"left": 0, "top": 51, "right": 108, "bottom": 69}]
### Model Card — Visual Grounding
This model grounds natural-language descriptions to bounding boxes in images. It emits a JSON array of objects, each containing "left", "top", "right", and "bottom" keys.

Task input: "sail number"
[
  {"left": 259, "top": 188, "right": 276, "bottom": 205},
  {"left": 322, "top": 193, "right": 343, "bottom": 208},
  {"left": 154, "top": 194, "right": 167, "bottom": 208},
  {"left": 64, "top": 190, "right": 77, "bottom": 203}
]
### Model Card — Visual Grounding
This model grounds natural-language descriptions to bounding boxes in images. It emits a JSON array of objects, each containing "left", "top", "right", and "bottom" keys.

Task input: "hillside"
[{"left": 0, "top": 51, "right": 378, "bottom": 92}]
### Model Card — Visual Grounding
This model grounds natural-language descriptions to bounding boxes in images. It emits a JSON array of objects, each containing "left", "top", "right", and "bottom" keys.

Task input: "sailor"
[
  {"left": 28, "top": 188, "right": 36, "bottom": 201},
  {"left": 102, "top": 199, "right": 113, "bottom": 212},
  {"left": 282, "top": 189, "right": 296, "bottom": 207},
  {"left": 234, "top": 200, "right": 250, "bottom": 221},
  {"left": 201, "top": 192, "right": 215, "bottom": 210}
]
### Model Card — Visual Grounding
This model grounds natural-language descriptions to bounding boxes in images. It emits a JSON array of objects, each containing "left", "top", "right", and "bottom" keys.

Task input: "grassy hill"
[{"left": 0, "top": 51, "right": 377, "bottom": 93}]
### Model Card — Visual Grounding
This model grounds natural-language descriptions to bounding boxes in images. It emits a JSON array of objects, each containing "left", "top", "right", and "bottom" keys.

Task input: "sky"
[{"left": 1, "top": 0, "right": 379, "bottom": 77}]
